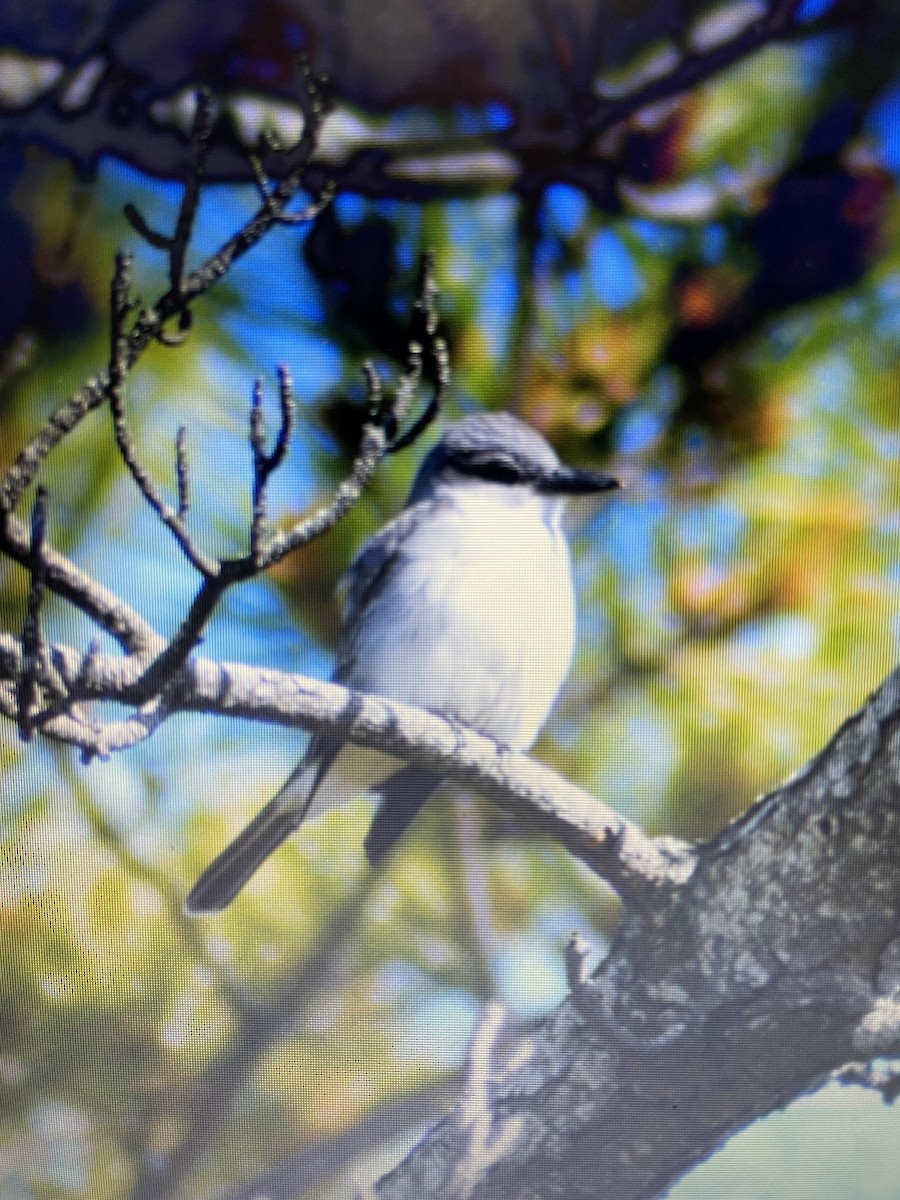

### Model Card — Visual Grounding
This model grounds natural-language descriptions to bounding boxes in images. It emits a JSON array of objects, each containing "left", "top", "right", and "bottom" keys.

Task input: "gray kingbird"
[{"left": 186, "top": 411, "right": 619, "bottom": 913}]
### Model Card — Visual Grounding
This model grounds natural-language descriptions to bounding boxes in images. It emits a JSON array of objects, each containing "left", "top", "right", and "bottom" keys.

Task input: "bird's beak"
[{"left": 538, "top": 467, "right": 621, "bottom": 495}]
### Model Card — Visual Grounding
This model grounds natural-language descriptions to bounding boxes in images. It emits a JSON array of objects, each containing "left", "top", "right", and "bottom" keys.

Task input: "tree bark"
[{"left": 373, "top": 667, "right": 900, "bottom": 1199}]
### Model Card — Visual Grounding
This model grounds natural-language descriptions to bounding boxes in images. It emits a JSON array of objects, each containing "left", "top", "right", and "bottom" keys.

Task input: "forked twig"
[
  {"left": 387, "top": 253, "right": 448, "bottom": 453},
  {"left": 124, "top": 89, "right": 217, "bottom": 301},
  {"left": 0, "top": 59, "right": 331, "bottom": 518},
  {"left": 128, "top": 248, "right": 447, "bottom": 702},
  {"left": 250, "top": 366, "right": 296, "bottom": 563},
  {"left": 106, "top": 253, "right": 218, "bottom": 577}
]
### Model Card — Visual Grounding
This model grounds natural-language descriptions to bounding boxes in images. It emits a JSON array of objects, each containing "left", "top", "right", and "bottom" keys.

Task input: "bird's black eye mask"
[
  {"left": 450, "top": 450, "right": 621, "bottom": 496},
  {"left": 451, "top": 451, "right": 537, "bottom": 486}
]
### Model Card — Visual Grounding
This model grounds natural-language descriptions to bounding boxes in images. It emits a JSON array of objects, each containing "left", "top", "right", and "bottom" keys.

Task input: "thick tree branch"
[
  {"left": 579, "top": 0, "right": 809, "bottom": 142},
  {"left": 0, "top": 0, "right": 860, "bottom": 197},
  {"left": 369, "top": 664, "right": 900, "bottom": 1199}
]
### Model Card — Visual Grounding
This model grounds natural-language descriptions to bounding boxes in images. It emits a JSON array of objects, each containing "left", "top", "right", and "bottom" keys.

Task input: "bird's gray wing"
[
  {"left": 339, "top": 499, "right": 445, "bottom": 862},
  {"left": 335, "top": 500, "right": 430, "bottom": 680},
  {"left": 185, "top": 736, "right": 342, "bottom": 914},
  {"left": 187, "top": 502, "right": 437, "bottom": 913}
]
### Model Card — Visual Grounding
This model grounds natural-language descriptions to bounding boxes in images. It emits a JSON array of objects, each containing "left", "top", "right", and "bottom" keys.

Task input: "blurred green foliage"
[{"left": 2, "top": 11, "right": 900, "bottom": 1199}]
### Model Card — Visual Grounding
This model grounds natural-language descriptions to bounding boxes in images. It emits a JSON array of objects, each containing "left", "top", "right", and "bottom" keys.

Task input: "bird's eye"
[{"left": 459, "top": 454, "right": 526, "bottom": 484}]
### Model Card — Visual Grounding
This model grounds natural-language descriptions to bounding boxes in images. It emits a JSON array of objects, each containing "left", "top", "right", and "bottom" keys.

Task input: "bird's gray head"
[{"left": 407, "top": 412, "right": 620, "bottom": 505}]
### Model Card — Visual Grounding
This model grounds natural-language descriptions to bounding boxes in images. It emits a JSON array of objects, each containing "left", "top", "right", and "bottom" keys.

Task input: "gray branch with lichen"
[{"left": 372, "top": 667, "right": 900, "bottom": 1199}]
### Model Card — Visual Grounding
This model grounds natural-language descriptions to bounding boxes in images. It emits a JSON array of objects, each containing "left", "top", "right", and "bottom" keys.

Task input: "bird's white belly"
[{"left": 347, "top": 492, "right": 576, "bottom": 748}]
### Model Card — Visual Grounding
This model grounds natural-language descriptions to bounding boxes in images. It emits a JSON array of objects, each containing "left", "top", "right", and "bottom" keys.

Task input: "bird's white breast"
[{"left": 347, "top": 483, "right": 576, "bottom": 749}]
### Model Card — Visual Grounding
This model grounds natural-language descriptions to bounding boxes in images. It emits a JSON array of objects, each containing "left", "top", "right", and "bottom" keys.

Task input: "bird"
[{"left": 186, "top": 411, "right": 619, "bottom": 913}]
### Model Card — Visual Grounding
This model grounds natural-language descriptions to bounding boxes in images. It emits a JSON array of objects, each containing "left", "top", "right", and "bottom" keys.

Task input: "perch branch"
[{"left": 0, "top": 632, "right": 685, "bottom": 896}]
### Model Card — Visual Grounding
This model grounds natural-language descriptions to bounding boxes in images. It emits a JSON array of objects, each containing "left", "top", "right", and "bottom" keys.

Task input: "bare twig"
[
  {"left": 124, "top": 89, "right": 217, "bottom": 299},
  {"left": 121, "top": 205, "right": 171, "bottom": 250},
  {"left": 261, "top": 416, "right": 390, "bottom": 565},
  {"left": 564, "top": 930, "right": 594, "bottom": 992},
  {"left": 107, "top": 253, "right": 219, "bottom": 577},
  {"left": 249, "top": 367, "right": 296, "bottom": 563},
  {"left": 169, "top": 90, "right": 216, "bottom": 294},
  {"left": 16, "top": 485, "right": 50, "bottom": 740},
  {"left": 271, "top": 364, "right": 295, "bottom": 469},
  {"left": 387, "top": 253, "right": 448, "bottom": 453},
  {"left": 249, "top": 147, "right": 336, "bottom": 225},
  {"left": 0, "top": 61, "right": 332, "bottom": 517},
  {"left": 175, "top": 427, "right": 190, "bottom": 519},
  {"left": 249, "top": 376, "right": 268, "bottom": 561}
]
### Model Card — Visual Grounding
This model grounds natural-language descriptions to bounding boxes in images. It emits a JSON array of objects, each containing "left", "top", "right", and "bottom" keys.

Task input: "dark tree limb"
[
  {"left": 0, "top": 0, "right": 864, "bottom": 199},
  {"left": 369, "top": 666, "right": 900, "bottom": 1199},
  {"left": 579, "top": 0, "right": 811, "bottom": 143}
]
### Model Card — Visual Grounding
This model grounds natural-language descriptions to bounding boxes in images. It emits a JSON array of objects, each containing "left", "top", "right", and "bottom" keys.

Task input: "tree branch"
[
  {"left": 107, "top": 251, "right": 220, "bottom": 576},
  {"left": 0, "top": 61, "right": 332, "bottom": 517},
  {"left": 15, "top": 484, "right": 51, "bottom": 740},
  {"left": 579, "top": 0, "right": 810, "bottom": 143},
  {"left": 0, "top": 511, "right": 162, "bottom": 653},
  {"left": 0, "top": 66, "right": 446, "bottom": 747},
  {"left": 369, "top": 663, "right": 900, "bottom": 1199},
  {"left": 0, "top": 632, "right": 677, "bottom": 896}
]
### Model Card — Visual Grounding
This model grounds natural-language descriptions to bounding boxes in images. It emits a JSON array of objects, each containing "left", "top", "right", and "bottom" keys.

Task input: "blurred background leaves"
[{"left": 3, "top": 1, "right": 900, "bottom": 1196}]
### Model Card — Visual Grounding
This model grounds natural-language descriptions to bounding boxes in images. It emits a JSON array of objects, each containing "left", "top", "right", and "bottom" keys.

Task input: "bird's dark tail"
[
  {"left": 186, "top": 744, "right": 338, "bottom": 914},
  {"left": 364, "top": 766, "right": 442, "bottom": 864}
]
